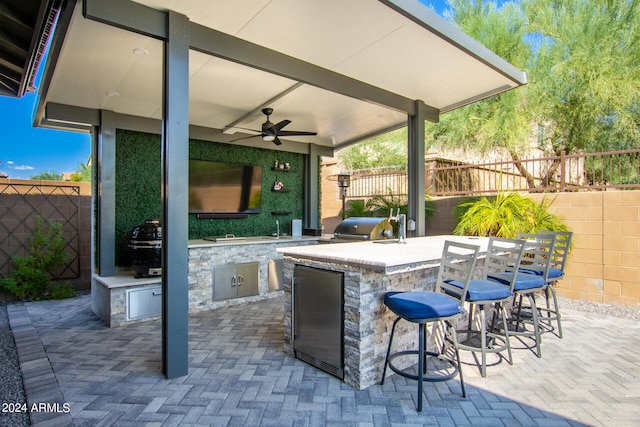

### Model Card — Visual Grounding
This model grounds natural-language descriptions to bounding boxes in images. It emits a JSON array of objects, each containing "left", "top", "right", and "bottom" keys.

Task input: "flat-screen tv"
[{"left": 188, "top": 160, "right": 262, "bottom": 214}]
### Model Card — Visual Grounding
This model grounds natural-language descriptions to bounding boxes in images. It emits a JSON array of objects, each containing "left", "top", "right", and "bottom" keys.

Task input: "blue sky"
[{"left": 0, "top": 0, "right": 453, "bottom": 180}]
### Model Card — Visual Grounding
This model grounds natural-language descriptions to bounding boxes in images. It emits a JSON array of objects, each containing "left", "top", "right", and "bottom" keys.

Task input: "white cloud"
[
  {"left": 11, "top": 165, "right": 35, "bottom": 171},
  {"left": 7, "top": 161, "right": 14, "bottom": 165}
]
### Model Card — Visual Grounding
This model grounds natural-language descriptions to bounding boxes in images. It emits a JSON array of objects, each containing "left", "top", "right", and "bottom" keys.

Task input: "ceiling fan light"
[{"left": 263, "top": 134, "right": 275, "bottom": 141}]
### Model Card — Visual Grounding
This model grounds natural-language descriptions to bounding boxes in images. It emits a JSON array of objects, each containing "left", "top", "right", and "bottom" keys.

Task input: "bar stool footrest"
[
  {"left": 457, "top": 330, "right": 509, "bottom": 354},
  {"left": 387, "top": 350, "right": 459, "bottom": 383}
]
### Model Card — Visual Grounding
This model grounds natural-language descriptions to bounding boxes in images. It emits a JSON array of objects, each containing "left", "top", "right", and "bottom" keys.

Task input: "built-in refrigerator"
[{"left": 292, "top": 265, "right": 344, "bottom": 379}]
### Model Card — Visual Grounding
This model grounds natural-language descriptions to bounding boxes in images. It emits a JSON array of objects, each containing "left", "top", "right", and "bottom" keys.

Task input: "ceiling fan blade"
[
  {"left": 228, "top": 125, "right": 261, "bottom": 133},
  {"left": 268, "top": 119, "right": 291, "bottom": 133},
  {"left": 276, "top": 130, "right": 317, "bottom": 136},
  {"left": 273, "top": 136, "right": 283, "bottom": 146},
  {"left": 229, "top": 134, "right": 259, "bottom": 143}
]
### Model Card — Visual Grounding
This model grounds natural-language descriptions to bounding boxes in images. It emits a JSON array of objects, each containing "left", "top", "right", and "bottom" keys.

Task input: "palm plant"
[
  {"left": 367, "top": 188, "right": 436, "bottom": 219},
  {"left": 453, "top": 192, "right": 568, "bottom": 238},
  {"left": 368, "top": 189, "right": 408, "bottom": 217},
  {"left": 341, "top": 199, "right": 376, "bottom": 218}
]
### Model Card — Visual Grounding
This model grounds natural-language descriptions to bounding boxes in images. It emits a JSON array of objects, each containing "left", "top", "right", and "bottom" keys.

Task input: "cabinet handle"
[
  {"left": 291, "top": 277, "right": 296, "bottom": 342},
  {"left": 152, "top": 291, "right": 162, "bottom": 296},
  {"left": 231, "top": 275, "right": 237, "bottom": 287},
  {"left": 238, "top": 275, "right": 244, "bottom": 286}
]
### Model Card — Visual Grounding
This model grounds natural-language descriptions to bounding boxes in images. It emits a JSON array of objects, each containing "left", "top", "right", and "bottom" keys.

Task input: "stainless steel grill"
[{"left": 333, "top": 217, "right": 393, "bottom": 241}]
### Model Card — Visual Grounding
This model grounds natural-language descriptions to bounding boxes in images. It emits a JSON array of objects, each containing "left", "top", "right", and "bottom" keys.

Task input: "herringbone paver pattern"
[{"left": 8, "top": 294, "right": 640, "bottom": 426}]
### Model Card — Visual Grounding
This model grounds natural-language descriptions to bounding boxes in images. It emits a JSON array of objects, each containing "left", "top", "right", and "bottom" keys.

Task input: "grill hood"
[{"left": 333, "top": 217, "right": 393, "bottom": 241}]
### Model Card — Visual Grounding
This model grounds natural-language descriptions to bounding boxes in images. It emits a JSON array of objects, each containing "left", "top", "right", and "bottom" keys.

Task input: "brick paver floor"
[{"left": 7, "top": 294, "right": 640, "bottom": 426}]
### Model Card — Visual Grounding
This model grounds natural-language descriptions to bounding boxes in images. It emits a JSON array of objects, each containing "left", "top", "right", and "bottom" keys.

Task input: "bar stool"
[
  {"left": 381, "top": 241, "right": 480, "bottom": 412},
  {"left": 446, "top": 236, "right": 526, "bottom": 377},
  {"left": 492, "top": 234, "right": 554, "bottom": 358},
  {"left": 536, "top": 230, "right": 573, "bottom": 338}
]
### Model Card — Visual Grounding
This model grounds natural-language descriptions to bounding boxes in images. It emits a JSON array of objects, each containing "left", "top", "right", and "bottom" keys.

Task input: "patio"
[{"left": 8, "top": 293, "right": 640, "bottom": 426}]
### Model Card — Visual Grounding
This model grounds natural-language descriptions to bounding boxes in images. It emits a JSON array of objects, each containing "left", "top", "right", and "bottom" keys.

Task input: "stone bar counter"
[
  {"left": 92, "top": 236, "right": 320, "bottom": 326},
  {"left": 278, "top": 235, "right": 489, "bottom": 390}
]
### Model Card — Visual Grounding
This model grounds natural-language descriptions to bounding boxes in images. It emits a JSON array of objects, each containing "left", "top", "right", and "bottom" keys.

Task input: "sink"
[
  {"left": 261, "top": 235, "right": 293, "bottom": 240},
  {"left": 203, "top": 236, "right": 246, "bottom": 242}
]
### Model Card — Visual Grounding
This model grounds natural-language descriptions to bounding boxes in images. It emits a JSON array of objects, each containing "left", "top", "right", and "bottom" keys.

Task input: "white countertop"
[
  {"left": 93, "top": 271, "right": 160, "bottom": 289},
  {"left": 277, "top": 235, "right": 489, "bottom": 268}
]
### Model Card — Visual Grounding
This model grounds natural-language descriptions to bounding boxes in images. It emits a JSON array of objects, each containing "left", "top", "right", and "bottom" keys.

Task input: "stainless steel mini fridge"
[{"left": 292, "top": 265, "right": 344, "bottom": 379}]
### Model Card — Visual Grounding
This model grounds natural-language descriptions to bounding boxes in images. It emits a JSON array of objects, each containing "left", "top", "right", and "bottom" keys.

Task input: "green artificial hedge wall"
[{"left": 115, "top": 129, "right": 305, "bottom": 266}]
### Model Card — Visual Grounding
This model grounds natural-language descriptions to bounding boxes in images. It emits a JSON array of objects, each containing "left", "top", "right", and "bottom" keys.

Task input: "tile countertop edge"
[
  {"left": 188, "top": 236, "right": 322, "bottom": 248},
  {"left": 93, "top": 272, "right": 160, "bottom": 289},
  {"left": 277, "top": 235, "right": 490, "bottom": 269}
]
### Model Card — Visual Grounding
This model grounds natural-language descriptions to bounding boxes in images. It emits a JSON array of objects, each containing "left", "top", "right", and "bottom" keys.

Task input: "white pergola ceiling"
[{"left": 40, "top": 0, "right": 526, "bottom": 149}]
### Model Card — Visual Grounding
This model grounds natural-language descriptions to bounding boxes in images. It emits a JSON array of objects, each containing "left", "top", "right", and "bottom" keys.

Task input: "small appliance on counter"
[
  {"left": 128, "top": 219, "right": 162, "bottom": 278},
  {"left": 291, "top": 219, "right": 302, "bottom": 237}
]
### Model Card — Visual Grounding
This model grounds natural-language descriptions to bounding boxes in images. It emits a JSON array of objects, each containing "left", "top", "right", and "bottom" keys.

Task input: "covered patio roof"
[
  {"left": 8, "top": 0, "right": 527, "bottom": 379},
  {"left": 34, "top": 0, "right": 526, "bottom": 150}
]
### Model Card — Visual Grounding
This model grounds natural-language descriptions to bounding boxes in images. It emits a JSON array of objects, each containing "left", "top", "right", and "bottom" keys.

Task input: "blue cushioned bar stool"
[
  {"left": 446, "top": 236, "right": 526, "bottom": 377},
  {"left": 491, "top": 234, "right": 555, "bottom": 358},
  {"left": 381, "top": 241, "right": 480, "bottom": 412},
  {"left": 536, "top": 230, "right": 573, "bottom": 338}
]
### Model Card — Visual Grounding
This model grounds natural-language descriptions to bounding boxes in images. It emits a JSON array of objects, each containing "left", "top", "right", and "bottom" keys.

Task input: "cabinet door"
[
  {"left": 127, "top": 285, "right": 162, "bottom": 321},
  {"left": 213, "top": 264, "right": 237, "bottom": 301},
  {"left": 268, "top": 259, "right": 284, "bottom": 292},
  {"left": 237, "top": 262, "right": 259, "bottom": 298}
]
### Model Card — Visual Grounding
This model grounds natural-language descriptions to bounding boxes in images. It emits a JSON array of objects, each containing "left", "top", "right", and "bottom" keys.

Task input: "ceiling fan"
[{"left": 230, "top": 108, "right": 317, "bottom": 146}]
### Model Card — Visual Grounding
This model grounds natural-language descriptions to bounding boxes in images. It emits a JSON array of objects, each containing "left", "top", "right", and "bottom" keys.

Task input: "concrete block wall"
[
  {"left": 528, "top": 191, "right": 640, "bottom": 308},
  {"left": 424, "top": 190, "right": 640, "bottom": 309}
]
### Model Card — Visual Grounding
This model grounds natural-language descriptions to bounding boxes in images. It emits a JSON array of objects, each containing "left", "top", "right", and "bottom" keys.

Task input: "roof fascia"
[
  {"left": 33, "top": 0, "right": 78, "bottom": 127},
  {"left": 43, "top": 102, "right": 97, "bottom": 130},
  {"left": 20, "top": 0, "right": 63, "bottom": 97}
]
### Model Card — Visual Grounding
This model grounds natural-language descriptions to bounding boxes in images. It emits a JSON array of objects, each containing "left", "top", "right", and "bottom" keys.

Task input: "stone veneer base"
[{"left": 92, "top": 237, "right": 320, "bottom": 327}]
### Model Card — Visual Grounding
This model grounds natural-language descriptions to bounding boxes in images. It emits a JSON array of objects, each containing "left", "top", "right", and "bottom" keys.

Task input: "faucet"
[
  {"left": 275, "top": 220, "right": 280, "bottom": 239},
  {"left": 388, "top": 208, "right": 407, "bottom": 244}
]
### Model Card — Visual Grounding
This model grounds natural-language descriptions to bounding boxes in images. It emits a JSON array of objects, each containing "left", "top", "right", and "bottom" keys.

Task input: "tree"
[
  {"left": 30, "top": 170, "right": 62, "bottom": 181},
  {"left": 338, "top": 128, "right": 407, "bottom": 171},
  {"left": 426, "top": 0, "right": 640, "bottom": 189},
  {"left": 427, "top": 0, "right": 537, "bottom": 184},
  {"left": 523, "top": 0, "right": 640, "bottom": 154},
  {"left": 69, "top": 162, "right": 91, "bottom": 182}
]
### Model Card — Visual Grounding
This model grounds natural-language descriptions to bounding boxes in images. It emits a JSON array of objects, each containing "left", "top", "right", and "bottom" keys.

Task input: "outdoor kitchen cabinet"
[
  {"left": 126, "top": 285, "right": 162, "bottom": 321},
  {"left": 268, "top": 259, "right": 284, "bottom": 292},
  {"left": 212, "top": 262, "right": 259, "bottom": 301}
]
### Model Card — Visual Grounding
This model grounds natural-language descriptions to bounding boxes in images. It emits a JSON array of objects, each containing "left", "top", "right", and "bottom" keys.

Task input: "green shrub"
[
  {"left": 453, "top": 192, "right": 569, "bottom": 238},
  {"left": 0, "top": 257, "right": 50, "bottom": 299},
  {"left": 0, "top": 217, "right": 71, "bottom": 300},
  {"left": 48, "top": 283, "right": 76, "bottom": 300}
]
